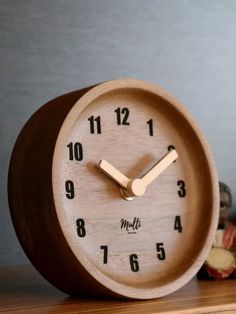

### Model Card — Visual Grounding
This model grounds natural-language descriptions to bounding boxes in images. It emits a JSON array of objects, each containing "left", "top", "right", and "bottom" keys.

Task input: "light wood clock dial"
[{"left": 8, "top": 79, "right": 219, "bottom": 299}]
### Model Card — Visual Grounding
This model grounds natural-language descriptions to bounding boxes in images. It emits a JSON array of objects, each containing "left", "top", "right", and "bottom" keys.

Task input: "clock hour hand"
[
  {"left": 127, "top": 149, "right": 178, "bottom": 197},
  {"left": 97, "top": 160, "right": 130, "bottom": 189}
]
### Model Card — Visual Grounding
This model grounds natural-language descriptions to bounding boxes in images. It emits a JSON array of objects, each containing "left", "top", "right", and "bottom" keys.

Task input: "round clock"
[{"left": 8, "top": 79, "right": 219, "bottom": 299}]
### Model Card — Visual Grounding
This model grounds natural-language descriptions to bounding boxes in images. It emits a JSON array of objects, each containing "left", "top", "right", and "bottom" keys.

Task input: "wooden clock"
[{"left": 8, "top": 79, "right": 219, "bottom": 299}]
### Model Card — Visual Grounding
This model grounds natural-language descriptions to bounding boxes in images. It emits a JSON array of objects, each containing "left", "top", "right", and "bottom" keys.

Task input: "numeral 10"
[{"left": 67, "top": 142, "right": 83, "bottom": 161}]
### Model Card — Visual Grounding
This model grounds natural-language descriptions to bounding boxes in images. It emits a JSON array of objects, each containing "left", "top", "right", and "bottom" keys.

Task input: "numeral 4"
[{"left": 174, "top": 215, "right": 183, "bottom": 233}]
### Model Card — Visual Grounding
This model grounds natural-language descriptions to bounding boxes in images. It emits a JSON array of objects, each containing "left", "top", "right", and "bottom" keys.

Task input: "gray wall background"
[{"left": 1, "top": 0, "right": 236, "bottom": 266}]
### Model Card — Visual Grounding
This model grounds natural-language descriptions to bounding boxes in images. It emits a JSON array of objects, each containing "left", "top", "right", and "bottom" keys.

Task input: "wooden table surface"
[{"left": 1, "top": 265, "right": 236, "bottom": 313}]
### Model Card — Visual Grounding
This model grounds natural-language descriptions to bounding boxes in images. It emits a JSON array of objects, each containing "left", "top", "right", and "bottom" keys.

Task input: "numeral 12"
[{"left": 115, "top": 107, "right": 130, "bottom": 125}]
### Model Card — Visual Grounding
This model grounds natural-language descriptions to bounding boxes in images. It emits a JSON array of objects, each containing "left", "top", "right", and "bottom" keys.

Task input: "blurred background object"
[{"left": 198, "top": 181, "right": 236, "bottom": 280}]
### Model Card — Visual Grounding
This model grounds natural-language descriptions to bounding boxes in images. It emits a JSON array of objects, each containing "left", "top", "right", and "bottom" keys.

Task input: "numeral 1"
[
  {"left": 88, "top": 116, "right": 101, "bottom": 134},
  {"left": 65, "top": 180, "right": 74, "bottom": 199},
  {"left": 100, "top": 245, "right": 108, "bottom": 264},
  {"left": 115, "top": 107, "right": 130, "bottom": 125},
  {"left": 67, "top": 142, "right": 83, "bottom": 161},
  {"left": 174, "top": 215, "right": 183, "bottom": 233},
  {"left": 129, "top": 254, "right": 139, "bottom": 272},
  {"left": 147, "top": 119, "right": 154, "bottom": 136}
]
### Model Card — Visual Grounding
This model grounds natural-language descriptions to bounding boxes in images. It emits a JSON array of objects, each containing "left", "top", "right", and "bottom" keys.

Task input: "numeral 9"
[{"left": 65, "top": 180, "right": 74, "bottom": 199}]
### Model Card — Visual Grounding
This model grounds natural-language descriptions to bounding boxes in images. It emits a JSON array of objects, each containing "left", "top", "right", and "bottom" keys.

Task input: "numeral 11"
[{"left": 88, "top": 116, "right": 101, "bottom": 134}]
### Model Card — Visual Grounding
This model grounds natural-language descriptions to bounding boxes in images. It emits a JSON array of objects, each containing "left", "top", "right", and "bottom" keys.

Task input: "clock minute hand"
[
  {"left": 127, "top": 149, "right": 178, "bottom": 197},
  {"left": 140, "top": 149, "right": 178, "bottom": 186},
  {"left": 98, "top": 160, "right": 130, "bottom": 189}
]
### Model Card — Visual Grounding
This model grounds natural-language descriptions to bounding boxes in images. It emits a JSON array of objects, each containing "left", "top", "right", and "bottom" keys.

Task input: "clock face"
[{"left": 52, "top": 80, "right": 217, "bottom": 298}]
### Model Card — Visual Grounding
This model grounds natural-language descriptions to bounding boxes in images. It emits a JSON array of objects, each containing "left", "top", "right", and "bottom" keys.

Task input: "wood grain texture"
[
  {"left": 52, "top": 79, "right": 219, "bottom": 298},
  {"left": 1, "top": 265, "right": 236, "bottom": 314},
  {"left": 8, "top": 85, "right": 115, "bottom": 297},
  {"left": 8, "top": 79, "right": 219, "bottom": 299}
]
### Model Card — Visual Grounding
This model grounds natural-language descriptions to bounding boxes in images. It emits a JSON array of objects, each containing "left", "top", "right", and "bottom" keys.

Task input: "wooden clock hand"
[
  {"left": 97, "top": 160, "right": 130, "bottom": 189},
  {"left": 127, "top": 149, "right": 178, "bottom": 197},
  {"left": 98, "top": 149, "right": 178, "bottom": 199}
]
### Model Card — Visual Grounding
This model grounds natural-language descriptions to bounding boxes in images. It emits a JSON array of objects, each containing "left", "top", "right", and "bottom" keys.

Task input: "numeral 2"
[
  {"left": 115, "top": 107, "right": 130, "bottom": 125},
  {"left": 168, "top": 145, "right": 176, "bottom": 162}
]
